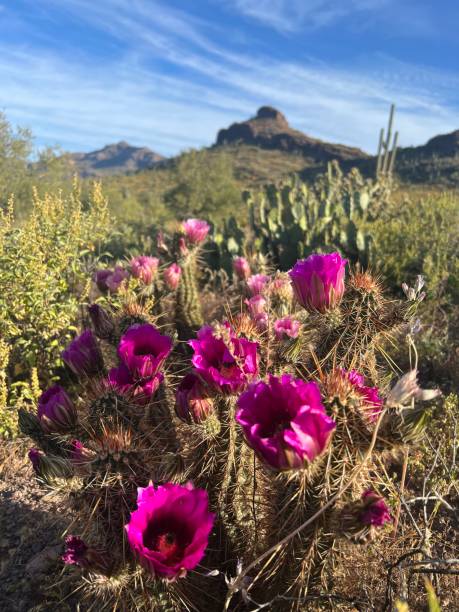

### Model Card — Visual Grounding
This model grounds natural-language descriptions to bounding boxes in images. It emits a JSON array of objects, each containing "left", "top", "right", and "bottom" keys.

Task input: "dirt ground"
[{"left": 0, "top": 440, "right": 78, "bottom": 612}]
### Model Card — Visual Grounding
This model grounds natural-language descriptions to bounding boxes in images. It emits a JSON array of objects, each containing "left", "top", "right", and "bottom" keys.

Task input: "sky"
[{"left": 1, "top": 0, "right": 459, "bottom": 156}]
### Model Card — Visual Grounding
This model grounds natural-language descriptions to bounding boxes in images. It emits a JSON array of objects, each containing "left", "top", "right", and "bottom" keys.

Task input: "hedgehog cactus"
[{"left": 21, "top": 247, "right": 440, "bottom": 611}]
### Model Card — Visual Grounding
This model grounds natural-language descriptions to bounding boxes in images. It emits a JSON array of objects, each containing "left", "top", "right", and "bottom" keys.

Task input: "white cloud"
[{"left": 230, "top": 0, "right": 392, "bottom": 32}]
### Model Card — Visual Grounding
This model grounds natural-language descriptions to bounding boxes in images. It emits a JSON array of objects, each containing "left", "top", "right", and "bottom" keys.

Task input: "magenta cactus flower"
[
  {"left": 164, "top": 263, "right": 182, "bottom": 290},
  {"left": 108, "top": 364, "right": 163, "bottom": 405},
  {"left": 341, "top": 369, "right": 383, "bottom": 422},
  {"left": 233, "top": 256, "right": 251, "bottom": 280},
  {"left": 131, "top": 256, "right": 159, "bottom": 285},
  {"left": 62, "top": 330, "right": 104, "bottom": 377},
  {"left": 94, "top": 269, "right": 112, "bottom": 292},
  {"left": 189, "top": 324, "right": 258, "bottom": 394},
  {"left": 125, "top": 482, "right": 215, "bottom": 579},
  {"left": 236, "top": 375, "right": 336, "bottom": 470},
  {"left": 359, "top": 490, "right": 392, "bottom": 526},
  {"left": 37, "top": 385, "right": 76, "bottom": 433},
  {"left": 182, "top": 218, "right": 210, "bottom": 245},
  {"left": 289, "top": 252, "right": 347, "bottom": 313},
  {"left": 247, "top": 274, "right": 270, "bottom": 296},
  {"left": 118, "top": 324, "right": 172, "bottom": 379},
  {"left": 106, "top": 266, "right": 129, "bottom": 292},
  {"left": 62, "top": 536, "right": 111, "bottom": 574},
  {"left": 273, "top": 317, "right": 301, "bottom": 340},
  {"left": 175, "top": 373, "right": 214, "bottom": 423},
  {"left": 245, "top": 295, "right": 266, "bottom": 317},
  {"left": 62, "top": 535, "right": 88, "bottom": 566},
  {"left": 95, "top": 266, "right": 128, "bottom": 293}
]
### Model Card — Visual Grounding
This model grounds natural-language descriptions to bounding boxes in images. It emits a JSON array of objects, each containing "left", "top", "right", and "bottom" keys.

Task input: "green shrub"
[
  {"left": 368, "top": 190, "right": 459, "bottom": 303},
  {"left": 0, "top": 182, "right": 111, "bottom": 434}
]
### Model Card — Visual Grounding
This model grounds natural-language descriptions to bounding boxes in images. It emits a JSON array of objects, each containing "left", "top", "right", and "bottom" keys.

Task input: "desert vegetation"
[{"left": 0, "top": 112, "right": 458, "bottom": 611}]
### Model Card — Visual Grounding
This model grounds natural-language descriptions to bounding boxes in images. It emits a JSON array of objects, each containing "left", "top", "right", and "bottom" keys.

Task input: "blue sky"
[{"left": 1, "top": 0, "right": 459, "bottom": 156}]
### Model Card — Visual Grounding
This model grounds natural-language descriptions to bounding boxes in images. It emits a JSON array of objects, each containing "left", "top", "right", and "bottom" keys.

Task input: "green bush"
[
  {"left": 0, "top": 182, "right": 111, "bottom": 435},
  {"left": 368, "top": 190, "right": 459, "bottom": 303}
]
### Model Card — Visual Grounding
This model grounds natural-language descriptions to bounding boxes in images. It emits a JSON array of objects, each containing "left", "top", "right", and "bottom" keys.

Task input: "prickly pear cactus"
[{"left": 212, "top": 163, "right": 391, "bottom": 272}]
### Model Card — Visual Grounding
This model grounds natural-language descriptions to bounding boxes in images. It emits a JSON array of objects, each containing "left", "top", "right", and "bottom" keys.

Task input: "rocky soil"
[{"left": 0, "top": 441, "right": 76, "bottom": 612}]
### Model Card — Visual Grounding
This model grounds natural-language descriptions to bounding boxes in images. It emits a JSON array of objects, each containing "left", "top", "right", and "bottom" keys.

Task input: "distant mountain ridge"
[
  {"left": 65, "top": 107, "right": 459, "bottom": 186},
  {"left": 66, "top": 141, "right": 164, "bottom": 177},
  {"left": 215, "top": 106, "right": 369, "bottom": 164}
]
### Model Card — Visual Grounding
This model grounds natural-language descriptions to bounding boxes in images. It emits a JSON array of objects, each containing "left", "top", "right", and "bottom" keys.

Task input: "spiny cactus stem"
[
  {"left": 224, "top": 405, "right": 388, "bottom": 610},
  {"left": 218, "top": 397, "right": 238, "bottom": 510}
]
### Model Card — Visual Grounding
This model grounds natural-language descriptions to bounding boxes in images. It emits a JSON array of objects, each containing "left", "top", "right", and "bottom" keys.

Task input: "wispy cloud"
[
  {"left": 229, "top": 0, "right": 392, "bottom": 33},
  {"left": 0, "top": 0, "right": 458, "bottom": 155}
]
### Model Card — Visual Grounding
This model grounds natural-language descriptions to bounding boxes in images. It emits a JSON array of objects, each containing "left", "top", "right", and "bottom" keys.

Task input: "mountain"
[
  {"left": 392, "top": 129, "right": 459, "bottom": 185},
  {"left": 66, "top": 141, "right": 165, "bottom": 177},
  {"left": 215, "top": 106, "right": 369, "bottom": 164},
  {"left": 215, "top": 106, "right": 459, "bottom": 187},
  {"left": 66, "top": 107, "right": 459, "bottom": 188}
]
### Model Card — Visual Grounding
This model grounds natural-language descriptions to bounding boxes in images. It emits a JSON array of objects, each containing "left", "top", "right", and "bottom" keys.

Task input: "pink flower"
[
  {"left": 189, "top": 323, "right": 258, "bottom": 394},
  {"left": 131, "top": 256, "right": 159, "bottom": 285},
  {"left": 61, "top": 330, "right": 104, "bottom": 377},
  {"left": 245, "top": 295, "right": 266, "bottom": 317},
  {"left": 182, "top": 219, "right": 210, "bottom": 245},
  {"left": 247, "top": 274, "right": 270, "bottom": 296},
  {"left": 359, "top": 490, "right": 392, "bottom": 526},
  {"left": 340, "top": 369, "right": 383, "bottom": 422},
  {"left": 125, "top": 482, "right": 215, "bottom": 579},
  {"left": 164, "top": 263, "right": 182, "bottom": 290},
  {"left": 37, "top": 385, "right": 76, "bottom": 433},
  {"left": 273, "top": 317, "right": 301, "bottom": 340},
  {"left": 175, "top": 373, "right": 214, "bottom": 423},
  {"left": 236, "top": 375, "right": 336, "bottom": 470},
  {"left": 118, "top": 324, "right": 172, "bottom": 379},
  {"left": 108, "top": 364, "right": 163, "bottom": 405},
  {"left": 233, "top": 257, "right": 251, "bottom": 280},
  {"left": 289, "top": 253, "right": 347, "bottom": 313}
]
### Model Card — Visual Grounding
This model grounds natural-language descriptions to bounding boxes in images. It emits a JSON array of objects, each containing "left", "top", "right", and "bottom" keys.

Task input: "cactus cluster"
[
  {"left": 20, "top": 230, "right": 440, "bottom": 611},
  {"left": 209, "top": 162, "right": 392, "bottom": 272}
]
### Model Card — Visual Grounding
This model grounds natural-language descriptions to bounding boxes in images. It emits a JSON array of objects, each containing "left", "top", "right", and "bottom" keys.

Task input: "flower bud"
[
  {"left": 175, "top": 373, "right": 214, "bottom": 423},
  {"left": 233, "top": 257, "right": 251, "bottom": 280},
  {"left": 164, "top": 263, "right": 182, "bottom": 290},
  {"left": 29, "top": 448, "right": 73, "bottom": 483},
  {"left": 88, "top": 304, "right": 115, "bottom": 340},
  {"left": 289, "top": 253, "right": 347, "bottom": 313},
  {"left": 62, "top": 536, "right": 112, "bottom": 575},
  {"left": 61, "top": 330, "right": 104, "bottom": 377},
  {"left": 130, "top": 256, "right": 159, "bottom": 285},
  {"left": 37, "top": 385, "right": 77, "bottom": 433},
  {"left": 247, "top": 274, "right": 270, "bottom": 296}
]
